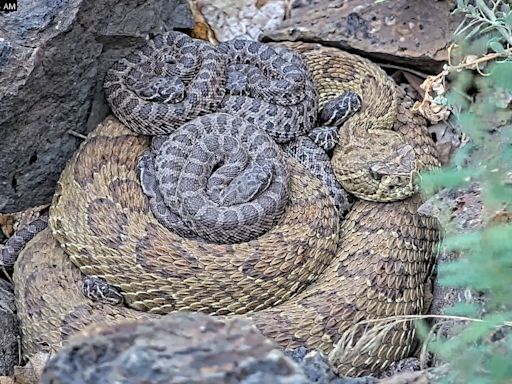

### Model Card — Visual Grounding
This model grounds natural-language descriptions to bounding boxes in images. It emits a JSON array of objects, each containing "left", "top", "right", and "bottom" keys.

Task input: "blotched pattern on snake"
[
  {"left": 12, "top": 35, "right": 441, "bottom": 377},
  {"left": 138, "top": 113, "right": 289, "bottom": 244},
  {"left": 104, "top": 31, "right": 317, "bottom": 143}
]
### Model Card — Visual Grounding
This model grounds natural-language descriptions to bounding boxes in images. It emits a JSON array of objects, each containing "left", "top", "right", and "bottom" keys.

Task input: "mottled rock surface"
[
  {"left": 197, "top": 0, "right": 286, "bottom": 42},
  {"left": 0, "top": 279, "right": 18, "bottom": 376},
  {"left": 262, "top": 0, "right": 459, "bottom": 73},
  {"left": 287, "top": 347, "right": 377, "bottom": 384},
  {"left": 40, "top": 313, "right": 308, "bottom": 384},
  {"left": 420, "top": 184, "right": 486, "bottom": 358},
  {"left": 0, "top": 0, "right": 194, "bottom": 213}
]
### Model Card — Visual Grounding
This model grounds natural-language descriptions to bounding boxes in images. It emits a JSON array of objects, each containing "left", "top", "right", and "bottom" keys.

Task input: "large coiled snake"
[{"left": 12, "top": 32, "right": 440, "bottom": 377}]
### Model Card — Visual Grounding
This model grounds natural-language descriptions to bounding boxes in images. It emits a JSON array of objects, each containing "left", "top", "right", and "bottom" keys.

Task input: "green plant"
[
  {"left": 417, "top": 1, "right": 512, "bottom": 383},
  {"left": 454, "top": 0, "right": 512, "bottom": 48}
]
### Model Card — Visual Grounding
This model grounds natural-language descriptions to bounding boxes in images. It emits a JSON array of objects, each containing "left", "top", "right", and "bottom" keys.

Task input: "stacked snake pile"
[{"left": 9, "top": 31, "right": 440, "bottom": 377}]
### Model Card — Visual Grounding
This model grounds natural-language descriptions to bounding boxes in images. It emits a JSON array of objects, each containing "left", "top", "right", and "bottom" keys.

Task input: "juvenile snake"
[
  {"left": 138, "top": 113, "right": 289, "bottom": 244},
  {"left": 12, "top": 34, "right": 440, "bottom": 377},
  {"left": 104, "top": 32, "right": 317, "bottom": 142}
]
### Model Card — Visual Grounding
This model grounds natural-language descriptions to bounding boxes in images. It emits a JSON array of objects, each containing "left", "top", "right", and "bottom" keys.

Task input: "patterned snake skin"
[
  {"left": 0, "top": 215, "right": 48, "bottom": 269},
  {"left": 138, "top": 113, "right": 289, "bottom": 244},
  {"left": 103, "top": 32, "right": 227, "bottom": 135},
  {"left": 12, "top": 38, "right": 440, "bottom": 377},
  {"left": 278, "top": 43, "right": 421, "bottom": 203},
  {"left": 104, "top": 31, "right": 317, "bottom": 143},
  {"left": 218, "top": 40, "right": 317, "bottom": 143}
]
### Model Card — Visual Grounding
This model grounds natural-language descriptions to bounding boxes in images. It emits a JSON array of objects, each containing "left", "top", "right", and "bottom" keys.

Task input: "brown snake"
[{"left": 12, "top": 40, "right": 440, "bottom": 377}]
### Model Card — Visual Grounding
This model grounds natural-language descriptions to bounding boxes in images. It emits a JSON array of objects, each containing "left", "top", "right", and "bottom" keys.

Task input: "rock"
[
  {"left": 376, "top": 364, "right": 450, "bottom": 384},
  {"left": 40, "top": 312, "right": 309, "bottom": 384},
  {"left": 262, "top": 0, "right": 460, "bottom": 73},
  {"left": 0, "top": 279, "right": 18, "bottom": 376},
  {"left": 430, "top": 186, "right": 485, "bottom": 314},
  {"left": 428, "top": 118, "right": 463, "bottom": 166},
  {"left": 197, "top": 0, "right": 286, "bottom": 42},
  {"left": 418, "top": 184, "right": 486, "bottom": 367},
  {"left": 287, "top": 347, "right": 377, "bottom": 384},
  {"left": 379, "top": 357, "right": 422, "bottom": 379},
  {"left": 12, "top": 352, "right": 50, "bottom": 384},
  {"left": 0, "top": 0, "right": 194, "bottom": 213}
]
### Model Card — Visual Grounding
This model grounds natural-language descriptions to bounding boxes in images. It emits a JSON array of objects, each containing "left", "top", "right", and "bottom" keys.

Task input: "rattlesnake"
[
  {"left": 138, "top": 113, "right": 290, "bottom": 244},
  {"left": 105, "top": 32, "right": 352, "bottom": 213},
  {"left": 104, "top": 32, "right": 317, "bottom": 142},
  {"left": 11, "top": 34, "right": 440, "bottom": 377}
]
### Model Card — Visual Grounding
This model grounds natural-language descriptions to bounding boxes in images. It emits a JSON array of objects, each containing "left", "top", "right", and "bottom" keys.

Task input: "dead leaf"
[
  {"left": 489, "top": 208, "right": 512, "bottom": 225},
  {"left": 413, "top": 98, "right": 450, "bottom": 123},
  {"left": 0, "top": 204, "right": 49, "bottom": 240},
  {"left": 461, "top": 54, "right": 487, "bottom": 72},
  {"left": 403, "top": 71, "right": 426, "bottom": 98},
  {"left": 255, "top": 0, "right": 268, "bottom": 9},
  {"left": 188, "top": 0, "right": 219, "bottom": 44},
  {"left": 412, "top": 73, "right": 451, "bottom": 123},
  {"left": 12, "top": 352, "right": 51, "bottom": 384},
  {"left": 0, "top": 213, "right": 15, "bottom": 238}
]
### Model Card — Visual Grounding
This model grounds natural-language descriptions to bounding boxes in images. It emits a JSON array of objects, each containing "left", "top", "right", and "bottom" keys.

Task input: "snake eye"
[{"left": 369, "top": 166, "right": 382, "bottom": 181}]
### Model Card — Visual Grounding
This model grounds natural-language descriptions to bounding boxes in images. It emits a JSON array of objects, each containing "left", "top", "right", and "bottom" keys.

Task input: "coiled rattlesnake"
[{"left": 11, "top": 34, "right": 440, "bottom": 377}]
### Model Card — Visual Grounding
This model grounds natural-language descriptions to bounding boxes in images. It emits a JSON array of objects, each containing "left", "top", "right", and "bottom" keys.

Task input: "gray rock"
[
  {"left": 0, "top": 279, "right": 18, "bottom": 376},
  {"left": 287, "top": 347, "right": 377, "bottom": 384},
  {"left": 0, "top": 0, "right": 194, "bottom": 213},
  {"left": 262, "top": 0, "right": 460, "bottom": 73},
  {"left": 40, "top": 312, "right": 309, "bottom": 384},
  {"left": 421, "top": 184, "right": 487, "bottom": 366}
]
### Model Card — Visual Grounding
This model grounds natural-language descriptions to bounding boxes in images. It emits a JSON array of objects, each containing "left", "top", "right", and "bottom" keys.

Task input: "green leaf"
[
  {"left": 444, "top": 302, "right": 480, "bottom": 317},
  {"left": 419, "top": 167, "right": 474, "bottom": 193},
  {"left": 465, "top": 23, "right": 483, "bottom": 40},
  {"left": 414, "top": 319, "right": 431, "bottom": 341},
  {"left": 488, "top": 62, "right": 512, "bottom": 90},
  {"left": 442, "top": 231, "right": 481, "bottom": 251},
  {"left": 489, "top": 41, "right": 506, "bottom": 53},
  {"left": 417, "top": 2, "right": 512, "bottom": 380},
  {"left": 438, "top": 261, "right": 483, "bottom": 289},
  {"left": 486, "top": 355, "right": 512, "bottom": 382},
  {"left": 461, "top": 321, "right": 496, "bottom": 343}
]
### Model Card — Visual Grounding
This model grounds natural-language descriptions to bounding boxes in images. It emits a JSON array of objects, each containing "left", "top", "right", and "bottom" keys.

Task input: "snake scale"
[{"left": 11, "top": 32, "right": 440, "bottom": 377}]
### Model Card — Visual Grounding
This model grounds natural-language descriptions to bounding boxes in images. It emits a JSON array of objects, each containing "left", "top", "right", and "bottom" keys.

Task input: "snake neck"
[{"left": 335, "top": 114, "right": 384, "bottom": 147}]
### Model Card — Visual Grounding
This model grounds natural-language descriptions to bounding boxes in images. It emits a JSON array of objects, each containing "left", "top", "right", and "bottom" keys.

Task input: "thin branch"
[
  {"left": 354, "top": 314, "right": 512, "bottom": 327},
  {"left": 413, "top": 47, "right": 512, "bottom": 114},
  {"left": 67, "top": 130, "right": 87, "bottom": 140},
  {"left": 378, "top": 63, "right": 430, "bottom": 79}
]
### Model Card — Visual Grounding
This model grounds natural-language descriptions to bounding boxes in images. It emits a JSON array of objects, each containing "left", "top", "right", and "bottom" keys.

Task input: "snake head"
[
  {"left": 319, "top": 92, "right": 362, "bottom": 127},
  {"left": 128, "top": 70, "right": 186, "bottom": 104},
  {"left": 334, "top": 131, "right": 418, "bottom": 202},
  {"left": 82, "top": 275, "right": 124, "bottom": 306},
  {"left": 367, "top": 143, "right": 418, "bottom": 199}
]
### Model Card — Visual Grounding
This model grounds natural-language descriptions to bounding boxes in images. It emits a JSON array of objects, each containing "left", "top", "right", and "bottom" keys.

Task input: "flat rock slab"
[
  {"left": 262, "top": 0, "right": 459, "bottom": 73},
  {"left": 40, "top": 312, "right": 308, "bottom": 384},
  {"left": 0, "top": 0, "right": 194, "bottom": 213}
]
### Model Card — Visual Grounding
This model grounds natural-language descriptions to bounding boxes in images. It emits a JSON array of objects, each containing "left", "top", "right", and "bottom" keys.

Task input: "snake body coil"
[
  {"left": 13, "top": 35, "right": 440, "bottom": 377},
  {"left": 103, "top": 32, "right": 226, "bottom": 135},
  {"left": 138, "top": 113, "right": 289, "bottom": 243}
]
